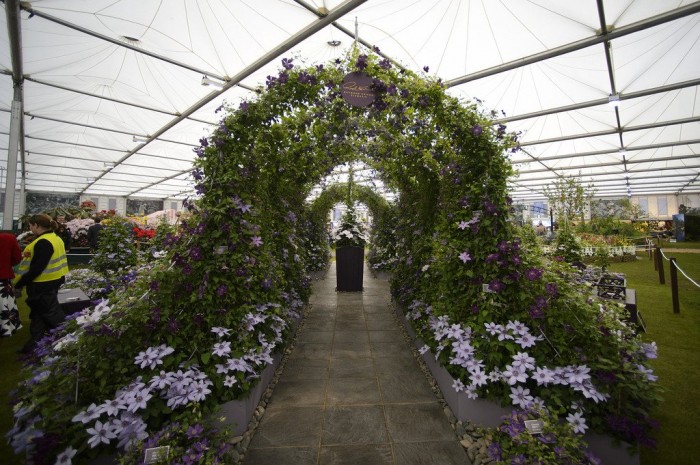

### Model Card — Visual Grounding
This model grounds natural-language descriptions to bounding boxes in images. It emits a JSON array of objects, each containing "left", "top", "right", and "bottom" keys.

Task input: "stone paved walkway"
[{"left": 241, "top": 262, "right": 470, "bottom": 465}]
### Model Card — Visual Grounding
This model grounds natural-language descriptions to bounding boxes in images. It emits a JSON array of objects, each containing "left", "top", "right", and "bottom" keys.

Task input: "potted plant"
[{"left": 332, "top": 205, "right": 367, "bottom": 292}]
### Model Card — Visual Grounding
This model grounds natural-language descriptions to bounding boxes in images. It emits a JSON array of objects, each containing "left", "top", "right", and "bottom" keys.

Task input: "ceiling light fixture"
[
  {"left": 133, "top": 135, "right": 148, "bottom": 143},
  {"left": 608, "top": 93, "right": 621, "bottom": 108},
  {"left": 201, "top": 75, "right": 225, "bottom": 89},
  {"left": 327, "top": 40, "right": 341, "bottom": 46}
]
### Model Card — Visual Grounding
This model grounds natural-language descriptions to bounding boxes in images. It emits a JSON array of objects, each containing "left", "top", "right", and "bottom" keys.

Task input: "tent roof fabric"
[{"left": 2, "top": 0, "right": 699, "bottom": 201}]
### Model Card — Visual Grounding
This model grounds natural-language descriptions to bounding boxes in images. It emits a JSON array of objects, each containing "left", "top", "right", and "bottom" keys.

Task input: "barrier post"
[
  {"left": 655, "top": 247, "right": 665, "bottom": 284},
  {"left": 670, "top": 258, "right": 680, "bottom": 314},
  {"left": 653, "top": 245, "right": 658, "bottom": 271}
]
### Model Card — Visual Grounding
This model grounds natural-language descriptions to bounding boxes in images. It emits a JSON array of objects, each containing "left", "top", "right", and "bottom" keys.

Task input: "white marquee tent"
[{"left": 2, "top": 0, "right": 700, "bottom": 223}]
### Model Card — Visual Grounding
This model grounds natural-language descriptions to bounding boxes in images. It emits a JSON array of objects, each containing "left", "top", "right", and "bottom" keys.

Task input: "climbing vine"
[{"left": 8, "top": 50, "right": 658, "bottom": 465}]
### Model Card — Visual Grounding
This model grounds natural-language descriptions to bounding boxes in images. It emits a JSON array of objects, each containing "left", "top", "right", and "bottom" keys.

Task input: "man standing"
[{"left": 87, "top": 218, "right": 104, "bottom": 252}]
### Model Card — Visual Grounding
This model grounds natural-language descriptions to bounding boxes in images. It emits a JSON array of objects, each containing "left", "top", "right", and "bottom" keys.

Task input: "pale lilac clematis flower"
[
  {"left": 503, "top": 364, "right": 528, "bottom": 385},
  {"left": 532, "top": 367, "right": 555, "bottom": 385},
  {"left": 72, "top": 403, "right": 101, "bottom": 424},
  {"left": 510, "top": 385, "right": 533, "bottom": 408},
  {"left": 515, "top": 333, "right": 539, "bottom": 348},
  {"left": 506, "top": 320, "right": 529, "bottom": 336},
  {"left": 55, "top": 446, "right": 77, "bottom": 464},
  {"left": 212, "top": 341, "right": 231, "bottom": 357},
  {"left": 484, "top": 322, "right": 503, "bottom": 336},
  {"left": 512, "top": 352, "right": 536, "bottom": 371},
  {"left": 211, "top": 327, "right": 232, "bottom": 337},
  {"left": 566, "top": 411, "right": 588, "bottom": 434},
  {"left": 86, "top": 420, "right": 117, "bottom": 448},
  {"left": 465, "top": 383, "right": 478, "bottom": 399},
  {"left": 100, "top": 397, "right": 127, "bottom": 417},
  {"left": 124, "top": 388, "right": 152, "bottom": 413}
]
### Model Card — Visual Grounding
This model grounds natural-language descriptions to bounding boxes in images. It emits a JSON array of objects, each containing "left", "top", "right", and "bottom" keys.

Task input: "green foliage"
[
  {"left": 367, "top": 203, "right": 399, "bottom": 272},
  {"left": 553, "top": 228, "right": 583, "bottom": 262},
  {"left": 298, "top": 208, "right": 330, "bottom": 273},
  {"left": 490, "top": 407, "right": 600, "bottom": 464},
  {"left": 117, "top": 410, "right": 237, "bottom": 465},
  {"left": 144, "top": 216, "right": 177, "bottom": 261},
  {"left": 91, "top": 216, "right": 139, "bottom": 273},
  {"left": 593, "top": 244, "right": 612, "bottom": 272},
  {"left": 543, "top": 176, "right": 595, "bottom": 227}
]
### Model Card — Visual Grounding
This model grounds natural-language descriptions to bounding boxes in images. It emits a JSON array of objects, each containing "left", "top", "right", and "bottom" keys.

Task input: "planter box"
[
  {"left": 336, "top": 246, "right": 364, "bottom": 292},
  {"left": 419, "top": 345, "right": 511, "bottom": 428},
  {"left": 596, "top": 275, "right": 626, "bottom": 300},
  {"left": 396, "top": 305, "right": 639, "bottom": 465},
  {"left": 585, "top": 432, "right": 639, "bottom": 465},
  {"left": 218, "top": 352, "right": 283, "bottom": 435},
  {"left": 395, "top": 308, "right": 510, "bottom": 427},
  {"left": 85, "top": 352, "right": 282, "bottom": 465}
]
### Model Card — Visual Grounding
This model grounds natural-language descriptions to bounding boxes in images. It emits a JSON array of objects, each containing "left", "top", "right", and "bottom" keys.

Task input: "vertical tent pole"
[
  {"left": 3, "top": 0, "right": 24, "bottom": 231},
  {"left": 3, "top": 96, "right": 21, "bottom": 230}
]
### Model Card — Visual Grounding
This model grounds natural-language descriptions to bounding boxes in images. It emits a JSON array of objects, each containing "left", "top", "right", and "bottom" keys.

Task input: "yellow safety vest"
[{"left": 17, "top": 232, "right": 69, "bottom": 282}]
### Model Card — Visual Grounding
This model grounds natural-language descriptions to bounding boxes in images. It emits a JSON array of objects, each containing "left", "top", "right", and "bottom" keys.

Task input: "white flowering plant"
[{"left": 332, "top": 206, "right": 367, "bottom": 248}]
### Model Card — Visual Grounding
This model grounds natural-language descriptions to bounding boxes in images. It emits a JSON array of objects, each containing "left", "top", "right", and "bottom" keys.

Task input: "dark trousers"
[{"left": 25, "top": 280, "right": 65, "bottom": 343}]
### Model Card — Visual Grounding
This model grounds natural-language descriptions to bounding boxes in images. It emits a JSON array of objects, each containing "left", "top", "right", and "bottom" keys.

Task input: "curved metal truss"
[{"left": 2, "top": 0, "right": 699, "bottom": 214}]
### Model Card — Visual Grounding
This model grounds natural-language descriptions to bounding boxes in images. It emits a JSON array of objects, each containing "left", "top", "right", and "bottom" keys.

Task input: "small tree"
[{"left": 543, "top": 176, "right": 595, "bottom": 229}]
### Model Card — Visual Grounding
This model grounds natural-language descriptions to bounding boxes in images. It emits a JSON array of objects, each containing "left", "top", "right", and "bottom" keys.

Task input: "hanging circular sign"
[{"left": 341, "top": 72, "right": 375, "bottom": 107}]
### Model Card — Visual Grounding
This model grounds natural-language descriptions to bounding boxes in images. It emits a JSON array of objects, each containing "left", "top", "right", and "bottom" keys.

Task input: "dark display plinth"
[
  {"left": 67, "top": 247, "right": 93, "bottom": 266},
  {"left": 336, "top": 246, "right": 364, "bottom": 292},
  {"left": 58, "top": 288, "right": 91, "bottom": 314}
]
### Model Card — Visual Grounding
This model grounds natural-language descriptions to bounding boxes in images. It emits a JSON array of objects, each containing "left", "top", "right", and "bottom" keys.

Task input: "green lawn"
[
  {"left": 1, "top": 250, "right": 699, "bottom": 464},
  {"left": 608, "top": 248, "right": 700, "bottom": 465},
  {"left": 0, "top": 294, "right": 30, "bottom": 465},
  {"left": 653, "top": 238, "right": 700, "bottom": 250}
]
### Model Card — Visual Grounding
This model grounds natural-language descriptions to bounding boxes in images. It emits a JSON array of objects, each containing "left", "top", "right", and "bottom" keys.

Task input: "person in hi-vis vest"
[{"left": 15, "top": 214, "right": 69, "bottom": 354}]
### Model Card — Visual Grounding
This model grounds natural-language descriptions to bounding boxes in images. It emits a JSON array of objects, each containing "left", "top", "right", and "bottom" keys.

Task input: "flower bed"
[{"left": 395, "top": 304, "right": 640, "bottom": 465}]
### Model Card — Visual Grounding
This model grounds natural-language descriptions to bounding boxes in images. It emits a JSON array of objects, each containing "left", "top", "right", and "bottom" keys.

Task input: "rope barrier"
[
  {"left": 659, "top": 248, "right": 700, "bottom": 288},
  {"left": 674, "top": 262, "right": 700, "bottom": 289}
]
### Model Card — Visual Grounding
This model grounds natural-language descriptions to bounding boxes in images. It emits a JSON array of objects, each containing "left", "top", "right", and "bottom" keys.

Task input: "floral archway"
[{"left": 10, "top": 52, "right": 659, "bottom": 464}]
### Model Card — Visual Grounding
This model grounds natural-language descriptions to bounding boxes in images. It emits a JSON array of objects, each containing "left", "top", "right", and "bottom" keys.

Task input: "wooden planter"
[{"left": 336, "top": 246, "right": 364, "bottom": 292}]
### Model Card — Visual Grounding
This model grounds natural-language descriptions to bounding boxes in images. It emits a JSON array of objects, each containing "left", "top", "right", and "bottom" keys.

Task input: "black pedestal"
[
  {"left": 336, "top": 246, "right": 364, "bottom": 292},
  {"left": 58, "top": 288, "right": 91, "bottom": 314},
  {"left": 67, "top": 247, "right": 93, "bottom": 266}
]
